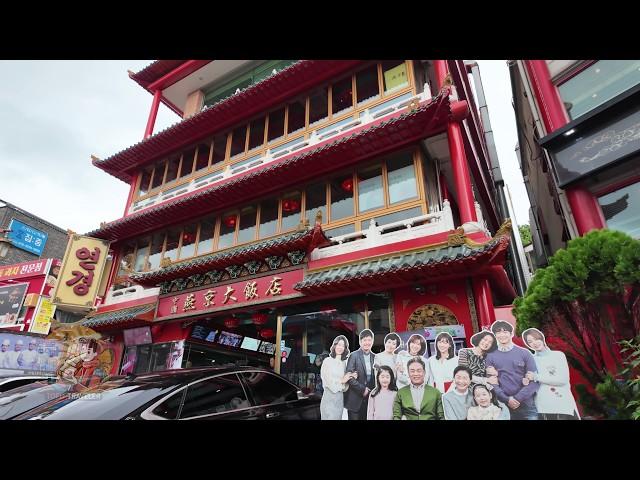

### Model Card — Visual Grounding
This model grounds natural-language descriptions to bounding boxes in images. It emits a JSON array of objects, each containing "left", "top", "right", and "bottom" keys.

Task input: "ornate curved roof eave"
[
  {"left": 87, "top": 91, "right": 452, "bottom": 242},
  {"left": 82, "top": 302, "right": 156, "bottom": 330},
  {"left": 128, "top": 223, "right": 330, "bottom": 287},
  {"left": 293, "top": 221, "right": 512, "bottom": 295},
  {"left": 129, "top": 60, "right": 186, "bottom": 89},
  {"left": 97, "top": 60, "right": 363, "bottom": 182}
]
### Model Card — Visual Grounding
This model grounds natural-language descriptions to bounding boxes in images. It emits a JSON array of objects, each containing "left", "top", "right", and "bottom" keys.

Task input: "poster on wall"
[
  {"left": 0, "top": 332, "right": 62, "bottom": 375},
  {"left": 29, "top": 297, "right": 56, "bottom": 335},
  {"left": 0, "top": 282, "right": 29, "bottom": 326}
]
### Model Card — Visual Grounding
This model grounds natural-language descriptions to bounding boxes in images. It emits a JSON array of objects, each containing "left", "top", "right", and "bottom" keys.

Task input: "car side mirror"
[{"left": 296, "top": 390, "right": 308, "bottom": 400}]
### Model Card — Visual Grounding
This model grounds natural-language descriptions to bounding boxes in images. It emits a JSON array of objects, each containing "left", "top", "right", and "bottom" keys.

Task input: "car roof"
[{"left": 118, "top": 365, "right": 270, "bottom": 386}]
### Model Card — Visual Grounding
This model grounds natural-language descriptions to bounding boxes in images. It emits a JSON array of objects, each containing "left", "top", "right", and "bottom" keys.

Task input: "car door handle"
[{"left": 266, "top": 411, "right": 280, "bottom": 419}]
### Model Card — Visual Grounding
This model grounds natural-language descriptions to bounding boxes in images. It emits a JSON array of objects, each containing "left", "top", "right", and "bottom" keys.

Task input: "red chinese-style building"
[{"left": 86, "top": 60, "right": 523, "bottom": 388}]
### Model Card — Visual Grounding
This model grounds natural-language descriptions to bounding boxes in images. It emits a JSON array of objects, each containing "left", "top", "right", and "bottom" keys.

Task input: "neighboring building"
[
  {"left": 510, "top": 60, "right": 640, "bottom": 267},
  {"left": 0, "top": 199, "right": 68, "bottom": 266},
  {"left": 85, "top": 60, "right": 522, "bottom": 387}
]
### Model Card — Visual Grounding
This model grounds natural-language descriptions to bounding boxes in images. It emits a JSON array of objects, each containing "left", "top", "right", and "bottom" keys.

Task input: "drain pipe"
[{"left": 466, "top": 61, "right": 529, "bottom": 296}]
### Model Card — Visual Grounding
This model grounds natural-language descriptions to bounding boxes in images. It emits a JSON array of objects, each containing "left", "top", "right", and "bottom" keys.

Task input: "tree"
[
  {"left": 513, "top": 229, "right": 640, "bottom": 417},
  {"left": 519, "top": 224, "right": 532, "bottom": 247}
]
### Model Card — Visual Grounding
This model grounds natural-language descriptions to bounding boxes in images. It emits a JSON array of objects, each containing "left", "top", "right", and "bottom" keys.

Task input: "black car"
[
  {"left": 0, "top": 380, "right": 75, "bottom": 419},
  {"left": 0, "top": 374, "right": 56, "bottom": 393},
  {"left": 15, "top": 366, "right": 321, "bottom": 420}
]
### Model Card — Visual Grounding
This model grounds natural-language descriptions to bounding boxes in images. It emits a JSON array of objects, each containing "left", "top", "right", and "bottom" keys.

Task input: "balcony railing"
[
  {"left": 310, "top": 200, "right": 455, "bottom": 260},
  {"left": 128, "top": 85, "right": 434, "bottom": 215}
]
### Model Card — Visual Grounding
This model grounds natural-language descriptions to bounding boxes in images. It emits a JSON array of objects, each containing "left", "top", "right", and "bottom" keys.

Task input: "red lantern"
[
  {"left": 223, "top": 215, "right": 237, "bottom": 229},
  {"left": 341, "top": 178, "right": 353, "bottom": 193},
  {"left": 224, "top": 317, "right": 239, "bottom": 329},
  {"left": 352, "top": 300, "right": 367, "bottom": 312},
  {"left": 282, "top": 198, "right": 300, "bottom": 213},
  {"left": 260, "top": 328, "right": 275, "bottom": 339},
  {"left": 252, "top": 312, "right": 268, "bottom": 326}
]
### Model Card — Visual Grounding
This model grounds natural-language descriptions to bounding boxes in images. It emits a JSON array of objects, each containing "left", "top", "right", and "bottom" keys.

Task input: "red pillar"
[
  {"left": 472, "top": 277, "right": 496, "bottom": 330},
  {"left": 144, "top": 89, "right": 162, "bottom": 139},
  {"left": 434, "top": 60, "right": 477, "bottom": 223},
  {"left": 524, "top": 60, "right": 606, "bottom": 235}
]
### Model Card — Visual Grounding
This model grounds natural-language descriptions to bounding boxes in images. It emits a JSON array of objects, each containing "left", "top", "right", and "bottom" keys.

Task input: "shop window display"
[{"left": 279, "top": 294, "right": 390, "bottom": 395}]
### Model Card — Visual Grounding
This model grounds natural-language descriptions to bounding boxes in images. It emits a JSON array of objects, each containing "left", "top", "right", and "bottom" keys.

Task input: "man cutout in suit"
[
  {"left": 393, "top": 356, "right": 444, "bottom": 420},
  {"left": 345, "top": 329, "right": 376, "bottom": 420}
]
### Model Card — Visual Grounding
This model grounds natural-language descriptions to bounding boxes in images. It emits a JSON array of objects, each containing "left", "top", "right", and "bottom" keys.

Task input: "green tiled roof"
[
  {"left": 130, "top": 224, "right": 329, "bottom": 286},
  {"left": 295, "top": 237, "right": 509, "bottom": 293},
  {"left": 83, "top": 303, "right": 156, "bottom": 329}
]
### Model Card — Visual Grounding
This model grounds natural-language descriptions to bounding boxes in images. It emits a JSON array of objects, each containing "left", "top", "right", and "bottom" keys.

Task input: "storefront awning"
[
  {"left": 294, "top": 221, "right": 512, "bottom": 295},
  {"left": 129, "top": 223, "right": 330, "bottom": 288},
  {"left": 82, "top": 302, "right": 156, "bottom": 330},
  {"left": 88, "top": 91, "right": 452, "bottom": 242}
]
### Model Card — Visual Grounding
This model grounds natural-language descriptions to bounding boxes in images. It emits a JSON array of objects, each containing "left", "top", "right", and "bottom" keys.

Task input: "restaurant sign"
[
  {"left": 51, "top": 235, "right": 111, "bottom": 312},
  {"left": 552, "top": 106, "right": 640, "bottom": 187},
  {"left": 157, "top": 269, "right": 304, "bottom": 320}
]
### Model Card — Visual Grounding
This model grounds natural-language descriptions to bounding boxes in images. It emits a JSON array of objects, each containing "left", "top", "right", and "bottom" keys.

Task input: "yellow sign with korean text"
[
  {"left": 30, "top": 297, "right": 56, "bottom": 335},
  {"left": 51, "top": 235, "right": 111, "bottom": 312}
]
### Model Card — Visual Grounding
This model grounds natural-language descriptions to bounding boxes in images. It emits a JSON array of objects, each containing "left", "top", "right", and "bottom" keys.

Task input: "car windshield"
[
  {"left": 0, "top": 382, "right": 73, "bottom": 420},
  {"left": 16, "top": 379, "right": 181, "bottom": 420}
]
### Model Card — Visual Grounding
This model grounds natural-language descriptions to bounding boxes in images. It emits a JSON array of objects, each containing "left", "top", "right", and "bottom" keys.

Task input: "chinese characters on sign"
[{"left": 156, "top": 270, "right": 303, "bottom": 319}]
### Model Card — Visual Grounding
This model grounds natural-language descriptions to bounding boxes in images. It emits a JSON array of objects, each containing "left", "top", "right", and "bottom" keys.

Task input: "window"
[
  {"left": 559, "top": 60, "right": 640, "bottom": 121},
  {"left": 309, "top": 87, "right": 329, "bottom": 125},
  {"left": 212, "top": 133, "right": 228, "bottom": 167},
  {"left": 598, "top": 180, "right": 640, "bottom": 238},
  {"left": 387, "top": 152, "right": 418, "bottom": 204},
  {"left": 305, "top": 182, "right": 327, "bottom": 224},
  {"left": 287, "top": 98, "right": 306, "bottom": 135},
  {"left": 268, "top": 107, "right": 285, "bottom": 142},
  {"left": 248, "top": 118, "right": 265, "bottom": 151},
  {"left": 179, "top": 224, "right": 198, "bottom": 259},
  {"left": 240, "top": 372, "right": 298, "bottom": 406},
  {"left": 151, "top": 389, "right": 185, "bottom": 420},
  {"left": 259, "top": 198, "right": 279, "bottom": 239},
  {"left": 134, "top": 238, "right": 150, "bottom": 271},
  {"left": 150, "top": 161, "right": 165, "bottom": 190},
  {"left": 358, "top": 164, "right": 384, "bottom": 212},
  {"left": 147, "top": 233, "right": 165, "bottom": 270},
  {"left": 179, "top": 374, "right": 249, "bottom": 419},
  {"left": 356, "top": 64, "right": 380, "bottom": 104},
  {"left": 281, "top": 192, "right": 302, "bottom": 231},
  {"left": 139, "top": 167, "right": 153, "bottom": 196},
  {"left": 382, "top": 61, "right": 409, "bottom": 93},
  {"left": 163, "top": 227, "right": 181, "bottom": 262},
  {"left": 332, "top": 76, "right": 353, "bottom": 115},
  {"left": 180, "top": 148, "right": 196, "bottom": 178},
  {"left": 325, "top": 224, "right": 355, "bottom": 239},
  {"left": 197, "top": 216, "right": 216, "bottom": 254},
  {"left": 195, "top": 142, "right": 211, "bottom": 172},
  {"left": 330, "top": 176, "right": 354, "bottom": 221},
  {"left": 218, "top": 212, "right": 237, "bottom": 250},
  {"left": 230, "top": 125, "right": 248, "bottom": 158},
  {"left": 237, "top": 206, "right": 257, "bottom": 244},
  {"left": 165, "top": 154, "right": 181, "bottom": 184}
]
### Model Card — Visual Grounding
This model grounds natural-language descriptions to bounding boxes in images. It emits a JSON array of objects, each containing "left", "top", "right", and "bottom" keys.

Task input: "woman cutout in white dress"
[
  {"left": 427, "top": 332, "right": 458, "bottom": 394},
  {"left": 320, "top": 335, "right": 357, "bottom": 420}
]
